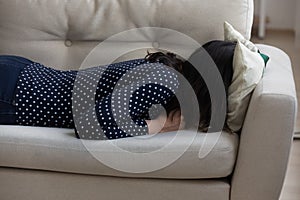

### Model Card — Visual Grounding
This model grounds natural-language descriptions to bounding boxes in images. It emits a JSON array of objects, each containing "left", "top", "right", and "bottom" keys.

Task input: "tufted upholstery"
[
  {"left": 0, "top": 1, "right": 297, "bottom": 200},
  {"left": 0, "top": 0, "right": 253, "bottom": 69}
]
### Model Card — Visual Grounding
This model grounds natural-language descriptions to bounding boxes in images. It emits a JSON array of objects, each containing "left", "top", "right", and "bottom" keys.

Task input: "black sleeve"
[{"left": 75, "top": 63, "right": 179, "bottom": 140}]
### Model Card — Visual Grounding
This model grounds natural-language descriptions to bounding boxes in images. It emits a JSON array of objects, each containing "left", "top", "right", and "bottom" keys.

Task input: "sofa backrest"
[{"left": 0, "top": 0, "right": 254, "bottom": 69}]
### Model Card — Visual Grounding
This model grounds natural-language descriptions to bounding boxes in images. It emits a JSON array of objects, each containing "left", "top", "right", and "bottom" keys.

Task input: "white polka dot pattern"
[
  {"left": 96, "top": 63, "right": 179, "bottom": 140},
  {"left": 14, "top": 59, "right": 179, "bottom": 140},
  {"left": 15, "top": 63, "right": 77, "bottom": 128}
]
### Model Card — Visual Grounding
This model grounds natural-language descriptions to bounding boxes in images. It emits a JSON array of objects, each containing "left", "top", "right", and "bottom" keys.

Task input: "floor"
[
  {"left": 280, "top": 139, "right": 300, "bottom": 200},
  {"left": 252, "top": 30, "right": 300, "bottom": 200}
]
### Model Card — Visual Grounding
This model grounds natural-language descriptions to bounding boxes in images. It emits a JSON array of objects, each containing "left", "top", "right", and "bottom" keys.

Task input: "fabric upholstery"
[
  {"left": 0, "top": 126, "right": 239, "bottom": 179},
  {"left": 0, "top": 0, "right": 297, "bottom": 200},
  {"left": 0, "top": 0, "right": 254, "bottom": 68},
  {"left": 0, "top": 167, "right": 230, "bottom": 200},
  {"left": 224, "top": 21, "right": 258, "bottom": 52},
  {"left": 231, "top": 44, "right": 297, "bottom": 200},
  {"left": 227, "top": 41, "right": 265, "bottom": 132}
]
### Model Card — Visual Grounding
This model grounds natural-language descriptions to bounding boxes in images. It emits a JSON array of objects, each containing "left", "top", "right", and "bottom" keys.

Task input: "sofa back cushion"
[{"left": 0, "top": 0, "right": 253, "bottom": 69}]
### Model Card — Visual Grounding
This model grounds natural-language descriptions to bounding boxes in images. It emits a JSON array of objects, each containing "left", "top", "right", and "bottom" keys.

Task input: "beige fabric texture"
[
  {"left": 0, "top": 0, "right": 254, "bottom": 68},
  {"left": 0, "top": 167, "right": 230, "bottom": 200},
  {"left": 231, "top": 44, "right": 297, "bottom": 200},
  {"left": 227, "top": 41, "right": 265, "bottom": 132},
  {"left": 224, "top": 21, "right": 258, "bottom": 52},
  {"left": 0, "top": 126, "right": 238, "bottom": 179},
  {"left": 0, "top": 0, "right": 297, "bottom": 200},
  {"left": 0, "top": 0, "right": 252, "bottom": 181}
]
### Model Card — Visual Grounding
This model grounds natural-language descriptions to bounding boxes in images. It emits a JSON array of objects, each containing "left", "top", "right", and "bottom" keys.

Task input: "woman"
[{"left": 0, "top": 40, "right": 235, "bottom": 140}]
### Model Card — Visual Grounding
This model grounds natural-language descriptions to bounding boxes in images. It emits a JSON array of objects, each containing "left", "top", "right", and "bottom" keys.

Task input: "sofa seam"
[{"left": 0, "top": 141, "right": 236, "bottom": 153}]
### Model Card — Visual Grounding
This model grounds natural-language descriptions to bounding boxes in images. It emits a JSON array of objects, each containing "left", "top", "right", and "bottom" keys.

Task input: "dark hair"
[{"left": 145, "top": 40, "right": 236, "bottom": 132}]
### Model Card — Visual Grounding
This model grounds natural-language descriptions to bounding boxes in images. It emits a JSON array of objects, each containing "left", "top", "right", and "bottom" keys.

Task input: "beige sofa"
[{"left": 0, "top": 0, "right": 297, "bottom": 200}]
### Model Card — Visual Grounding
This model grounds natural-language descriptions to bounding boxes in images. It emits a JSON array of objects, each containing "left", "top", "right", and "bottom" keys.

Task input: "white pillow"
[
  {"left": 224, "top": 21, "right": 259, "bottom": 52},
  {"left": 227, "top": 41, "right": 265, "bottom": 132}
]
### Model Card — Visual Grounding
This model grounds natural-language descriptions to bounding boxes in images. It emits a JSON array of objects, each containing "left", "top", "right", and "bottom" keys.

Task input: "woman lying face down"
[{"left": 0, "top": 40, "right": 235, "bottom": 140}]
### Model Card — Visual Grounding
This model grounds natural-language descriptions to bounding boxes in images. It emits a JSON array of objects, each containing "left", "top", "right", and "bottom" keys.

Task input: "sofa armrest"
[{"left": 231, "top": 44, "right": 297, "bottom": 200}]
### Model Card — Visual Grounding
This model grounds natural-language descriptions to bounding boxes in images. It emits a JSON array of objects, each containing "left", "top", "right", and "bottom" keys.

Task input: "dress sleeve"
[{"left": 75, "top": 63, "right": 179, "bottom": 140}]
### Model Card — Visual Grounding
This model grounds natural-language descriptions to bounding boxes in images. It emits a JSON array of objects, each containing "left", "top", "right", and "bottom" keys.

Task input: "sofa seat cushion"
[{"left": 0, "top": 125, "right": 238, "bottom": 179}]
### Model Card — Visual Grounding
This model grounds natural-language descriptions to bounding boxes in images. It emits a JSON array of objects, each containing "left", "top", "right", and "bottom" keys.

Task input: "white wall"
[
  {"left": 254, "top": 0, "right": 297, "bottom": 30},
  {"left": 295, "top": 0, "right": 300, "bottom": 47}
]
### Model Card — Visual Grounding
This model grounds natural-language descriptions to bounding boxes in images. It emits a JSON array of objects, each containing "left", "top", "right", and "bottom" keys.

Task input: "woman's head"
[{"left": 145, "top": 40, "right": 236, "bottom": 132}]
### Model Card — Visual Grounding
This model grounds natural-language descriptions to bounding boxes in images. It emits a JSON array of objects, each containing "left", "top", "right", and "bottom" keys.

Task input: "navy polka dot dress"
[{"left": 14, "top": 59, "right": 179, "bottom": 140}]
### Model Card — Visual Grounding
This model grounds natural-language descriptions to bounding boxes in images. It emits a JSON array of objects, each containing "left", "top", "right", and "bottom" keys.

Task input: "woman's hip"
[
  {"left": 0, "top": 55, "right": 34, "bottom": 104},
  {"left": 0, "top": 100, "right": 16, "bottom": 125}
]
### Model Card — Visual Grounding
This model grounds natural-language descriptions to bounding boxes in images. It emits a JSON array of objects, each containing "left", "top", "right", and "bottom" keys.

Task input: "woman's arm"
[
  {"left": 75, "top": 63, "right": 180, "bottom": 140},
  {"left": 146, "top": 109, "right": 185, "bottom": 135}
]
